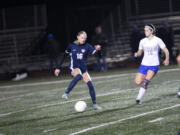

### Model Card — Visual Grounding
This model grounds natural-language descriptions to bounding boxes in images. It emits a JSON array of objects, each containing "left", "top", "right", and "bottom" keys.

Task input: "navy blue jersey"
[{"left": 65, "top": 42, "right": 96, "bottom": 72}]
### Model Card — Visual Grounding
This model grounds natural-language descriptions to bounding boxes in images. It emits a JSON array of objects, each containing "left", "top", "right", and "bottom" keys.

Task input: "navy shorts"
[{"left": 138, "top": 65, "right": 159, "bottom": 75}]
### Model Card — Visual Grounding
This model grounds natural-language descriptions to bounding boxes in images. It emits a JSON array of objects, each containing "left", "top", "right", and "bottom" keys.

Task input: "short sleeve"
[
  {"left": 65, "top": 44, "right": 71, "bottom": 54},
  {"left": 88, "top": 44, "right": 96, "bottom": 55},
  {"left": 138, "top": 40, "right": 143, "bottom": 50},
  {"left": 158, "top": 38, "right": 166, "bottom": 49}
]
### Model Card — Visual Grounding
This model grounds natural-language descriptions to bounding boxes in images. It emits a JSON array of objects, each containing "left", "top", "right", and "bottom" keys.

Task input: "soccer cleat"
[
  {"left": 136, "top": 100, "right": 141, "bottom": 105},
  {"left": 93, "top": 104, "right": 102, "bottom": 110},
  {"left": 62, "top": 93, "right": 68, "bottom": 99}
]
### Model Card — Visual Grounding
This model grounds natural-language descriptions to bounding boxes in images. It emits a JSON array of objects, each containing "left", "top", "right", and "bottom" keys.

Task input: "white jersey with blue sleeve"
[{"left": 139, "top": 36, "right": 166, "bottom": 66}]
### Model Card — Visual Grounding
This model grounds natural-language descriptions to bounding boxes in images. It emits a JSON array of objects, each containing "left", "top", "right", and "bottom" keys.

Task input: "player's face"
[
  {"left": 77, "top": 34, "right": 87, "bottom": 44},
  {"left": 144, "top": 27, "right": 153, "bottom": 37}
]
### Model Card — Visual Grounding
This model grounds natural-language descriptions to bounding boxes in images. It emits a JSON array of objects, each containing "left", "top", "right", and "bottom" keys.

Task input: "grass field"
[{"left": 0, "top": 66, "right": 180, "bottom": 135}]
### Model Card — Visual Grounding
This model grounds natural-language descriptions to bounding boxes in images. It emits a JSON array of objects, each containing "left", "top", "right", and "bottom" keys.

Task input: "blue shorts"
[
  {"left": 138, "top": 65, "right": 159, "bottom": 75},
  {"left": 69, "top": 66, "right": 87, "bottom": 74}
]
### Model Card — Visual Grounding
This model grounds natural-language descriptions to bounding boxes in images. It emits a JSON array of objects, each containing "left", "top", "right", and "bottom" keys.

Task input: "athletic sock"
[
  {"left": 136, "top": 78, "right": 150, "bottom": 100},
  {"left": 87, "top": 81, "right": 96, "bottom": 104},
  {"left": 136, "top": 87, "right": 146, "bottom": 100},
  {"left": 65, "top": 74, "right": 82, "bottom": 94}
]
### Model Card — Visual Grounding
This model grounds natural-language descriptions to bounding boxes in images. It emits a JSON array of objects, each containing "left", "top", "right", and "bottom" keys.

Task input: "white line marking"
[
  {"left": 148, "top": 117, "right": 164, "bottom": 123},
  {"left": 0, "top": 77, "right": 125, "bottom": 102},
  {"left": 69, "top": 104, "right": 180, "bottom": 135},
  {"left": 0, "top": 77, "right": 179, "bottom": 118},
  {"left": 0, "top": 68, "right": 179, "bottom": 117},
  {"left": 43, "top": 128, "right": 58, "bottom": 133},
  {"left": 0, "top": 68, "right": 179, "bottom": 89},
  {"left": 0, "top": 88, "right": 134, "bottom": 117},
  {"left": 0, "top": 93, "right": 34, "bottom": 101},
  {"left": 0, "top": 80, "right": 71, "bottom": 89}
]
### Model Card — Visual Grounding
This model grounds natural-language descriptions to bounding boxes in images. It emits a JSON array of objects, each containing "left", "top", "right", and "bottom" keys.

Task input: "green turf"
[{"left": 0, "top": 65, "right": 180, "bottom": 135}]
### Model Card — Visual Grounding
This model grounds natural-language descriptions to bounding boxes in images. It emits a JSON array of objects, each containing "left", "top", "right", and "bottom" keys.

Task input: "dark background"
[
  {"left": 2, "top": 0, "right": 180, "bottom": 51},
  {"left": 0, "top": 0, "right": 119, "bottom": 51},
  {"left": 1, "top": 0, "right": 180, "bottom": 79}
]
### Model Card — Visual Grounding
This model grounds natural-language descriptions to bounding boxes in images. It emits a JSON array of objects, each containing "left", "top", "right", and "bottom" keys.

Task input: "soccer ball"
[
  {"left": 178, "top": 91, "right": 180, "bottom": 98},
  {"left": 74, "top": 101, "right": 87, "bottom": 112}
]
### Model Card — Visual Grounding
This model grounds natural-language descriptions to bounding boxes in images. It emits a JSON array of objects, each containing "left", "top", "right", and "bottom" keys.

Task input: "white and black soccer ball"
[{"left": 74, "top": 101, "right": 87, "bottom": 112}]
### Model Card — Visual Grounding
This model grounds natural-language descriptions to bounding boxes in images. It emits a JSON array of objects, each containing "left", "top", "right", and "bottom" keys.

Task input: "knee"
[
  {"left": 135, "top": 79, "right": 142, "bottom": 86},
  {"left": 83, "top": 77, "right": 91, "bottom": 83}
]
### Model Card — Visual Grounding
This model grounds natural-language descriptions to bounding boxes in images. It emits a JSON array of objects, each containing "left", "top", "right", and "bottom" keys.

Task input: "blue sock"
[
  {"left": 65, "top": 74, "right": 82, "bottom": 94},
  {"left": 87, "top": 81, "right": 96, "bottom": 104}
]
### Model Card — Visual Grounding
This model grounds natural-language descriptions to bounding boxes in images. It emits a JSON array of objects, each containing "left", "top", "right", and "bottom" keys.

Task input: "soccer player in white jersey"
[{"left": 134, "top": 24, "right": 169, "bottom": 104}]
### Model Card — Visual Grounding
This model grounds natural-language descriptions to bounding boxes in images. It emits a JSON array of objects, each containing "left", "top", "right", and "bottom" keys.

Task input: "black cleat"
[{"left": 136, "top": 100, "right": 141, "bottom": 105}]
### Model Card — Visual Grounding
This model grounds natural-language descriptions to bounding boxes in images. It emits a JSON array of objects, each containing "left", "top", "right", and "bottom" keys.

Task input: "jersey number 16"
[{"left": 77, "top": 53, "right": 83, "bottom": 60}]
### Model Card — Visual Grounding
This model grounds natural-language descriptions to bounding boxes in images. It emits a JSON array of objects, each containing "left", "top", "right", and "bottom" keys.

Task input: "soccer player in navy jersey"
[{"left": 54, "top": 31, "right": 102, "bottom": 110}]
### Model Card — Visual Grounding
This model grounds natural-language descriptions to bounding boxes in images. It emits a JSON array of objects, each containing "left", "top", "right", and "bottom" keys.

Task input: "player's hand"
[
  {"left": 95, "top": 45, "right": 101, "bottom": 51},
  {"left": 54, "top": 69, "right": 60, "bottom": 76},
  {"left": 134, "top": 52, "right": 138, "bottom": 57},
  {"left": 163, "top": 59, "right": 169, "bottom": 66}
]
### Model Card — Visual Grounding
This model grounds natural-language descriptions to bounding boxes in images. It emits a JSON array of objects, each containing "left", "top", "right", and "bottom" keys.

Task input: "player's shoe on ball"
[
  {"left": 136, "top": 100, "right": 141, "bottom": 105},
  {"left": 62, "top": 93, "right": 68, "bottom": 99},
  {"left": 93, "top": 104, "right": 102, "bottom": 110}
]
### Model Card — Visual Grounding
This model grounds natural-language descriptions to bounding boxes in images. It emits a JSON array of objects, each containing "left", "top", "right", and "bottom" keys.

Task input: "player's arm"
[
  {"left": 134, "top": 49, "right": 143, "bottom": 57},
  {"left": 134, "top": 40, "right": 143, "bottom": 57},
  {"left": 89, "top": 44, "right": 101, "bottom": 56},
  {"left": 55, "top": 44, "right": 71, "bottom": 76},
  {"left": 94, "top": 45, "right": 101, "bottom": 51},
  {"left": 94, "top": 45, "right": 101, "bottom": 57},
  {"left": 162, "top": 47, "right": 169, "bottom": 66},
  {"left": 54, "top": 53, "right": 68, "bottom": 76}
]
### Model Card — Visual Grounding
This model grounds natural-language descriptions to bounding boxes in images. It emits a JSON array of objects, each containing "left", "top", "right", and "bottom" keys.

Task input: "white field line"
[
  {"left": 69, "top": 104, "right": 180, "bottom": 135},
  {"left": 43, "top": 128, "right": 58, "bottom": 133},
  {"left": 0, "top": 88, "right": 134, "bottom": 117},
  {"left": 0, "top": 77, "right": 179, "bottom": 118},
  {"left": 0, "top": 68, "right": 179, "bottom": 89},
  {"left": 148, "top": 117, "right": 164, "bottom": 123},
  {"left": 1, "top": 76, "right": 179, "bottom": 103},
  {"left": 0, "top": 77, "right": 126, "bottom": 102},
  {"left": 0, "top": 68, "right": 179, "bottom": 117},
  {"left": 0, "top": 93, "right": 34, "bottom": 102}
]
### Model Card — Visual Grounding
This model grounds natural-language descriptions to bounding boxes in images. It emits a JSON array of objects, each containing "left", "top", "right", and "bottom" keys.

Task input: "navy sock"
[
  {"left": 65, "top": 74, "right": 82, "bottom": 94},
  {"left": 87, "top": 81, "right": 96, "bottom": 104}
]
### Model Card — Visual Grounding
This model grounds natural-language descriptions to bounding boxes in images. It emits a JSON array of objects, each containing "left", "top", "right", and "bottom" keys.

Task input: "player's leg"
[
  {"left": 136, "top": 67, "right": 157, "bottom": 104},
  {"left": 62, "top": 68, "right": 82, "bottom": 99},
  {"left": 135, "top": 73, "right": 146, "bottom": 86},
  {"left": 82, "top": 72, "right": 102, "bottom": 110},
  {"left": 136, "top": 65, "right": 153, "bottom": 104},
  {"left": 135, "top": 73, "right": 146, "bottom": 104}
]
